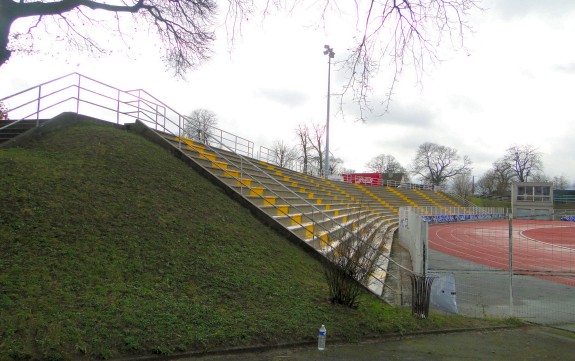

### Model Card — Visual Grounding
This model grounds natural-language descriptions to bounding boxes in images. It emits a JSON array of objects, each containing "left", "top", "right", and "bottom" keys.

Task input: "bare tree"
[
  {"left": 477, "top": 159, "right": 516, "bottom": 198},
  {"left": 476, "top": 170, "right": 497, "bottom": 197},
  {"left": 336, "top": 0, "right": 481, "bottom": 117},
  {"left": 529, "top": 172, "right": 549, "bottom": 183},
  {"left": 328, "top": 155, "right": 344, "bottom": 176},
  {"left": 183, "top": 109, "right": 217, "bottom": 144},
  {"left": 308, "top": 123, "right": 326, "bottom": 177},
  {"left": 451, "top": 173, "right": 473, "bottom": 198},
  {"left": 0, "top": 1, "right": 232, "bottom": 76},
  {"left": 553, "top": 175, "right": 570, "bottom": 190},
  {"left": 503, "top": 144, "right": 543, "bottom": 182},
  {"left": 295, "top": 123, "right": 311, "bottom": 175},
  {"left": 365, "top": 154, "right": 405, "bottom": 174},
  {"left": 491, "top": 159, "right": 514, "bottom": 197},
  {"left": 410, "top": 142, "right": 472, "bottom": 186},
  {"left": 269, "top": 139, "right": 299, "bottom": 169}
]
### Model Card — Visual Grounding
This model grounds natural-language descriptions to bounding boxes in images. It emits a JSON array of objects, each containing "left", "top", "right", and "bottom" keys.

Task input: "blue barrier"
[
  {"left": 422, "top": 213, "right": 506, "bottom": 224},
  {"left": 560, "top": 216, "right": 575, "bottom": 222}
]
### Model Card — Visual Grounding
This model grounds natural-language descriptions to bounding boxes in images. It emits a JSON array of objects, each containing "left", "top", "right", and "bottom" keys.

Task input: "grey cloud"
[
  {"left": 554, "top": 62, "right": 575, "bottom": 75},
  {"left": 360, "top": 101, "right": 435, "bottom": 127},
  {"left": 541, "top": 130, "right": 575, "bottom": 182},
  {"left": 256, "top": 88, "right": 309, "bottom": 107},
  {"left": 449, "top": 94, "right": 484, "bottom": 113}
]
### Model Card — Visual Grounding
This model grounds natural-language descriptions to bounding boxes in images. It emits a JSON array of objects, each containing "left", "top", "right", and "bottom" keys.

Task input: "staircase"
[
  {"left": 0, "top": 120, "right": 41, "bottom": 144},
  {"left": 164, "top": 134, "right": 398, "bottom": 248}
]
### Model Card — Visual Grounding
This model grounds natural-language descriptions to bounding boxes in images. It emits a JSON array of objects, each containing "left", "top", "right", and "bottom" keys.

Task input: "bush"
[
  {"left": 323, "top": 219, "right": 386, "bottom": 308},
  {"left": 0, "top": 101, "right": 8, "bottom": 120}
]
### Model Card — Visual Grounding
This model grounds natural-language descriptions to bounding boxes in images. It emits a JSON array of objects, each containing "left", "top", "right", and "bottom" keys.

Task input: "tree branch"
[{"left": 336, "top": 0, "right": 480, "bottom": 121}]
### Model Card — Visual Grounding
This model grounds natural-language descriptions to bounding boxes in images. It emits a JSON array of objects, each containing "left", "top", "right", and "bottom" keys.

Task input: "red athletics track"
[{"left": 429, "top": 220, "right": 575, "bottom": 287}]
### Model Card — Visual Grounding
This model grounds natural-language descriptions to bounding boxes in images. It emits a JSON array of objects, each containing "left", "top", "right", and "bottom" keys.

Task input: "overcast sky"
[{"left": 1, "top": 0, "right": 575, "bottom": 185}]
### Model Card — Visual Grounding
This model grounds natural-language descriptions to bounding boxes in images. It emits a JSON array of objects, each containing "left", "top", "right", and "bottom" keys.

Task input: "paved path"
[{"left": 186, "top": 326, "right": 575, "bottom": 360}]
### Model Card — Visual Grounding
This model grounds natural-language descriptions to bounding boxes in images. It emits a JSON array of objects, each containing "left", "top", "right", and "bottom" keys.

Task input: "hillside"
[{"left": 0, "top": 121, "right": 513, "bottom": 360}]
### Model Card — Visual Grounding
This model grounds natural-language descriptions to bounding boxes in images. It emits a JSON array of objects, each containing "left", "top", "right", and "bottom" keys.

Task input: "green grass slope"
[{"left": 0, "top": 121, "right": 515, "bottom": 360}]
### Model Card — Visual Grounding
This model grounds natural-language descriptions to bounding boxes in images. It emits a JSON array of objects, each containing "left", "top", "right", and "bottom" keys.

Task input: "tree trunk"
[{"left": 0, "top": 11, "right": 12, "bottom": 67}]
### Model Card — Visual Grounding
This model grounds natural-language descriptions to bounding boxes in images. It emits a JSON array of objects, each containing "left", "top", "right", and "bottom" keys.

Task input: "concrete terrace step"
[
  {"left": 275, "top": 205, "right": 371, "bottom": 229},
  {"left": 290, "top": 209, "right": 389, "bottom": 242},
  {"left": 0, "top": 120, "right": 42, "bottom": 143},
  {"left": 162, "top": 134, "right": 399, "bottom": 258},
  {"left": 315, "top": 217, "right": 394, "bottom": 253},
  {"left": 173, "top": 142, "right": 325, "bottom": 192}
]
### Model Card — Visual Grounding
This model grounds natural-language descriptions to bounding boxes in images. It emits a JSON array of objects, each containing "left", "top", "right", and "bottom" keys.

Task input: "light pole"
[{"left": 323, "top": 45, "right": 334, "bottom": 179}]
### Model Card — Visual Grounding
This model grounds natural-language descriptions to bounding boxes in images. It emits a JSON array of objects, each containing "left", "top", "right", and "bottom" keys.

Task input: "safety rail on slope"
[
  {"left": 173, "top": 129, "right": 410, "bottom": 295},
  {"left": 442, "top": 192, "right": 483, "bottom": 210},
  {"left": 258, "top": 145, "right": 303, "bottom": 173},
  {"left": 0, "top": 73, "right": 255, "bottom": 158}
]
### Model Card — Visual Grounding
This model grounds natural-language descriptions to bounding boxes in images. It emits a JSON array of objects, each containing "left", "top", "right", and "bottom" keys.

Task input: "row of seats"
[
  {"left": 159, "top": 133, "right": 464, "bottom": 295},
  {"left": 168, "top": 135, "right": 395, "bottom": 248},
  {"left": 164, "top": 134, "right": 465, "bottom": 243}
]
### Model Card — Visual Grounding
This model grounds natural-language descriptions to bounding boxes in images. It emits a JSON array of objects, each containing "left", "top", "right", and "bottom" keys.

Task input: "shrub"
[
  {"left": 322, "top": 217, "right": 387, "bottom": 308},
  {"left": 0, "top": 101, "right": 8, "bottom": 120}
]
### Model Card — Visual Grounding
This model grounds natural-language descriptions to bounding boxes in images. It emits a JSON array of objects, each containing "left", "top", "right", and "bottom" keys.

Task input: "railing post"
[
  {"left": 116, "top": 89, "right": 121, "bottom": 124},
  {"left": 77, "top": 76, "right": 81, "bottom": 114},
  {"left": 36, "top": 85, "right": 41, "bottom": 125},
  {"left": 154, "top": 104, "right": 159, "bottom": 130},
  {"left": 137, "top": 91, "right": 141, "bottom": 121}
]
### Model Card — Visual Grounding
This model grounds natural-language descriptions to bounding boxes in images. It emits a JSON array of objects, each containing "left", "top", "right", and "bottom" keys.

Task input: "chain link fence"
[{"left": 399, "top": 207, "right": 575, "bottom": 330}]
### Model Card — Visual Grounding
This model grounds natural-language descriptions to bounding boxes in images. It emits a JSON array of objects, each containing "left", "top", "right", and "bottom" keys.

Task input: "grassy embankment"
[{"left": 0, "top": 122, "right": 518, "bottom": 360}]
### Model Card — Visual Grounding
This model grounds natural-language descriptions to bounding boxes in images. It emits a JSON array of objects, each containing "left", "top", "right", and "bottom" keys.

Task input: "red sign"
[{"left": 342, "top": 173, "right": 382, "bottom": 186}]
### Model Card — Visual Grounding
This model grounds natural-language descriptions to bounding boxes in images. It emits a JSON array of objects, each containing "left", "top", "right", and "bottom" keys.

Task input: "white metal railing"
[
  {"left": 258, "top": 145, "right": 303, "bottom": 173},
  {"left": 0, "top": 73, "right": 255, "bottom": 157},
  {"left": 413, "top": 206, "right": 505, "bottom": 218}
]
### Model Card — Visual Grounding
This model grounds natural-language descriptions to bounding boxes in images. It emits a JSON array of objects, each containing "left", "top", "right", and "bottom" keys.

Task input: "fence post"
[
  {"left": 508, "top": 212, "right": 514, "bottom": 317},
  {"left": 421, "top": 220, "right": 429, "bottom": 277}
]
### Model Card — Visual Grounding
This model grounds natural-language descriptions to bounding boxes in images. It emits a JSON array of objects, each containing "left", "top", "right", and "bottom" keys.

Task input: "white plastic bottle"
[{"left": 318, "top": 324, "right": 326, "bottom": 351}]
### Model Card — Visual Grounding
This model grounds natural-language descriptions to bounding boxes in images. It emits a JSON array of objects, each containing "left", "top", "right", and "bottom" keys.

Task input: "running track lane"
[{"left": 428, "top": 220, "right": 575, "bottom": 287}]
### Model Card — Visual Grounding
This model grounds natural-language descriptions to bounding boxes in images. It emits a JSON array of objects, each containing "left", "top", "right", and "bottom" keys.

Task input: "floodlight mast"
[{"left": 323, "top": 45, "right": 334, "bottom": 179}]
